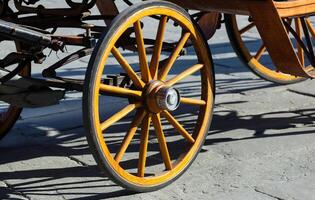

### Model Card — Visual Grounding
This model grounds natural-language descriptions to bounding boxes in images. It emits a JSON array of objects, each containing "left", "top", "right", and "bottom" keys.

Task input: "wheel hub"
[
  {"left": 144, "top": 81, "right": 181, "bottom": 113},
  {"left": 156, "top": 87, "right": 181, "bottom": 111}
]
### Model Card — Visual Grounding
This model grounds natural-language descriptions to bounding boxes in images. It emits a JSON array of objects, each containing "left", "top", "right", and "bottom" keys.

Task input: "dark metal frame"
[
  {"left": 0, "top": 0, "right": 190, "bottom": 98},
  {"left": 0, "top": 0, "right": 134, "bottom": 94}
]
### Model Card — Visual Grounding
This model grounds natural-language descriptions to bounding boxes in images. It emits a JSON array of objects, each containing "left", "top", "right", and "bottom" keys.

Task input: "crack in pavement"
[
  {"left": 254, "top": 187, "right": 285, "bottom": 200},
  {"left": 68, "top": 156, "right": 89, "bottom": 167},
  {"left": 287, "top": 89, "right": 315, "bottom": 99}
]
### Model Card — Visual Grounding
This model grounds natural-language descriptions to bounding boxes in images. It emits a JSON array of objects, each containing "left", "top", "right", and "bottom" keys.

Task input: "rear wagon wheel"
[{"left": 225, "top": 14, "right": 306, "bottom": 84}]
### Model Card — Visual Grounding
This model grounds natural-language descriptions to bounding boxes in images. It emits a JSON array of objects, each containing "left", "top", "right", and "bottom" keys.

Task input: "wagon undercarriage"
[
  {"left": 0, "top": 0, "right": 192, "bottom": 106},
  {"left": 0, "top": 1, "right": 116, "bottom": 104}
]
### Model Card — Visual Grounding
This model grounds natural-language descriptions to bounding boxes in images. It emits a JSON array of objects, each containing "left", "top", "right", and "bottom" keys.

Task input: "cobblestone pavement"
[{"left": 0, "top": 1, "right": 315, "bottom": 200}]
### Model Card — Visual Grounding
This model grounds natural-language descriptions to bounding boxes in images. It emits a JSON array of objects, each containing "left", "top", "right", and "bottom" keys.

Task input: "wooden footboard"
[{"left": 275, "top": 0, "right": 315, "bottom": 17}]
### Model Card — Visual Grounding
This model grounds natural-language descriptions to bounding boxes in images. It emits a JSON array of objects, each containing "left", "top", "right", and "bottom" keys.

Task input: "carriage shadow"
[
  {"left": 0, "top": 107, "right": 314, "bottom": 199},
  {"left": 0, "top": 41, "right": 314, "bottom": 199},
  {"left": 0, "top": 83, "right": 313, "bottom": 199}
]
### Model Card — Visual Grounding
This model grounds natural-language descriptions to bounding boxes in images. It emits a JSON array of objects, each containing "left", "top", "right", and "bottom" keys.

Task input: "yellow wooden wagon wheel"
[
  {"left": 83, "top": 1, "right": 214, "bottom": 192},
  {"left": 225, "top": 14, "right": 307, "bottom": 84},
  {"left": 0, "top": 42, "right": 30, "bottom": 140}
]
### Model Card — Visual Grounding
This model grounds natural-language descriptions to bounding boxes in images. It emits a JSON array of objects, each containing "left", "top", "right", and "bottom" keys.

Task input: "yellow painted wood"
[
  {"left": 275, "top": 0, "right": 315, "bottom": 18},
  {"left": 100, "top": 104, "right": 140, "bottom": 131},
  {"left": 99, "top": 84, "right": 142, "bottom": 99},
  {"left": 111, "top": 47, "right": 145, "bottom": 88},
  {"left": 181, "top": 97, "right": 206, "bottom": 106},
  {"left": 306, "top": 19, "right": 315, "bottom": 39},
  {"left": 227, "top": 15, "right": 304, "bottom": 83},
  {"left": 158, "top": 32, "right": 191, "bottom": 81},
  {"left": 166, "top": 64, "right": 204, "bottom": 87},
  {"left": 248, "top": 58, "right": 299, "bottom": 81},
  {"left": 150, "top": 16, "right": 168, "bottom": 79},
  {"left": 134, "top": 20, "right": 152, "bottom": 83},
  {"left": 115, "top": 109, "right": 147, "bottom": 163},
  {"left": 152, "top": 114, "right": 172, "bottom": 170},
  {"left": 138, "top": 114, "right": 151, "bottom": 177},
  {"left": 248, "top": 0, "right": 312, "bottom": 77},
  {"left": 161, "top": 111, "right": 195, "bottom": 144}
]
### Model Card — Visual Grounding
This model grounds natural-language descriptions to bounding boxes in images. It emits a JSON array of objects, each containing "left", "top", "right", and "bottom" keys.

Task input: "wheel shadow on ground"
[
  {"left": 0, "top": 167, "right": 134, "bottom": 199},
  {"left": 0, "top": 39, "right": 313, "bottom": 198},
  {"left": 0, "top": 108, "right": 314, "bottom": 199},
  {"left": 0, "top": 77, "right": 314, "bottom": 199}
]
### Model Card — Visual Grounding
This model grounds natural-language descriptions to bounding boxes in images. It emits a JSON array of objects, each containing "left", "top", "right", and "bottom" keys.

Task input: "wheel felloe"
[{"left": 84, "top": 1, "right": 214, "bottom": 192}]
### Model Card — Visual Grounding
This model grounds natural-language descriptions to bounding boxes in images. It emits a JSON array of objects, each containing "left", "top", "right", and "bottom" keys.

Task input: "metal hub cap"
[{"left": 156, "top": 87, "right": 181, "bottom": 111}]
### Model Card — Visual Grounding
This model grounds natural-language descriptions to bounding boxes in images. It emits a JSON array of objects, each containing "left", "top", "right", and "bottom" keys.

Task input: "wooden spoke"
[
  {"left": 306, "top": 18, "right": 315, "bottom": 39},
  {"left": 295, "top": 18, "right": 305, "bottom": 66},
  {"left": 99, "top": 84, "right": 142, "bottom": 99},
  {"left": 100, "top": 104, "right": 140, "bottom": 131},
  {"left": 138, "top": 114, "right": 151, "bottom": 177},
  {"left": 166, "top": 64, "right": 204, "bottom": 87},
  {"left": 111, "top": 47, "right": 145, "bottom": 88},
  {"left": 161, "top": 111, "right": 195, "bottom": 144},
  {"left": 239, "top": 22, "right": 255, "bottom": 35},
  {"left": 150, "top": 16, "right": 168, "bottom": 79},
  {"left": 115, "top": 109, "right": 147, "bottom": 163},
  {"left": 134, "top": 20, "right": 151, "bottom": 82},
  {"left": 181, "top": 97, "right": 206, "bottom": 106},
  {"left": 158, "top": 32, "right": 191, "bottom": 81},
  {"left": 152, "top": 114, "right": 172, "bottom": 170},
  {"left": 254, "top": 44, "right": 267, "bottom": 61}
]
